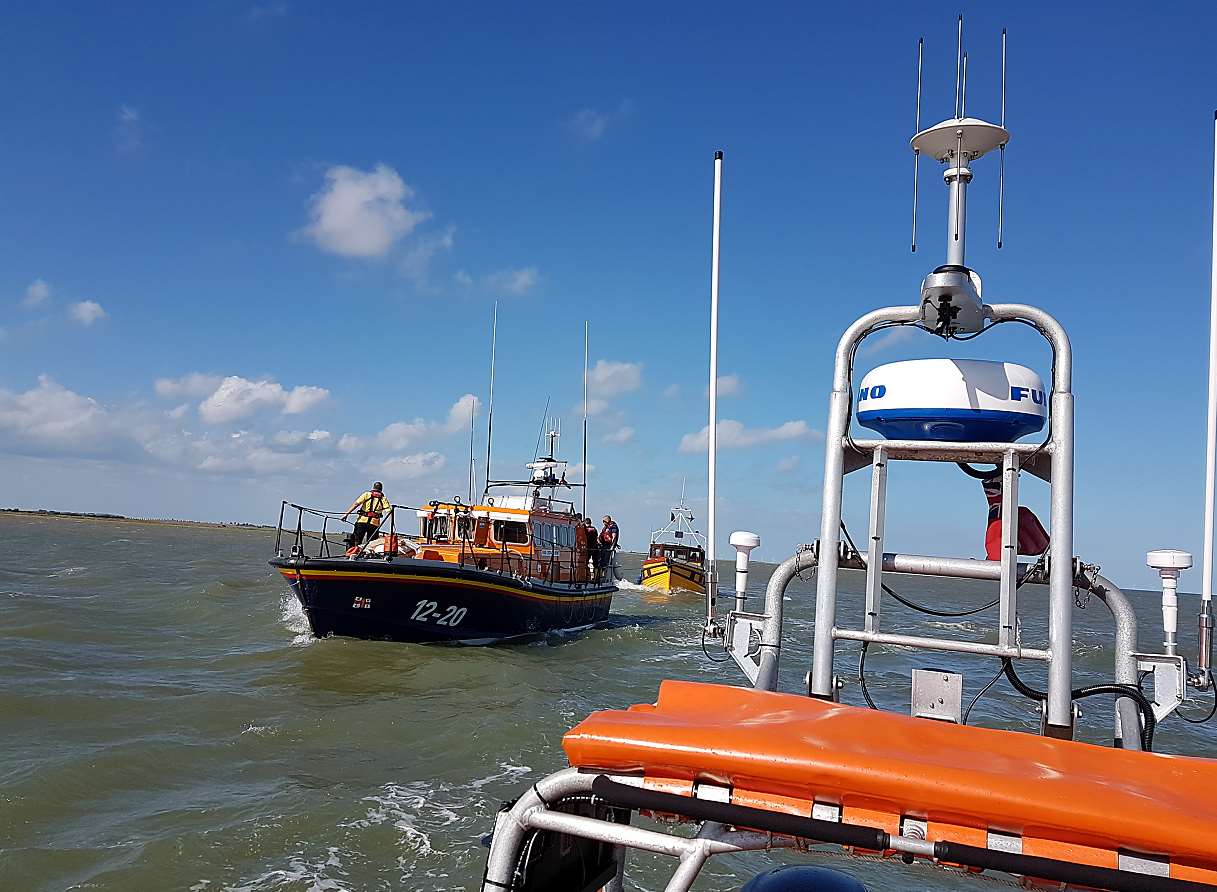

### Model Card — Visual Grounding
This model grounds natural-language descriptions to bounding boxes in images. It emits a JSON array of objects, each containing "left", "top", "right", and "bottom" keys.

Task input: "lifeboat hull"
[
  {"left": 270, "top": 556, "right": 616, "bottom": 645},
  {"left": 639, "top": 557, "right": 706, "bottom": 595}
]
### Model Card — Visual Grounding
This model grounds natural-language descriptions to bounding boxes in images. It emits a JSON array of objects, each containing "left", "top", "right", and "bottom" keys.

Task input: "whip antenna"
[
  {"left": 954, "top": 14, "right": 964, "bottom": 119},
  {"left": 997, "top": 28, "right": 1008, "bottom": 249},
  {"left": 482, "top": 302, "right": 498, "bottom": 499},
  {"left": 1200, "top": 111, "right": 1217, "bottom": 687},
  {"left": 911, "top": 36, "right": 924, "bottom": 252},
  {"left": 582, "top": 320, "right": 589, "bottom": 517},
  {"left": 706, "top": 150, "right": 724, "bottom": 633}
]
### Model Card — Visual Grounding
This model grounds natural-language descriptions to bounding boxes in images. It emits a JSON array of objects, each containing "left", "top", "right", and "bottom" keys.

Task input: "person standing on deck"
[
  {"left": 584, "top": 517, "right": 601, "bottom": 578},
  {"left": 344, "top": 482, "right": 389, "bottom": 546},
  {"left": 599, "top": 515, "right": 620, "bottom": 579}
]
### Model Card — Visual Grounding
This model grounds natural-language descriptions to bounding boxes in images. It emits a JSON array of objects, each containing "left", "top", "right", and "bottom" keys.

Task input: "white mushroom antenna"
[{"left": 730, "top": 531, "right": 761, "bottom": 613}]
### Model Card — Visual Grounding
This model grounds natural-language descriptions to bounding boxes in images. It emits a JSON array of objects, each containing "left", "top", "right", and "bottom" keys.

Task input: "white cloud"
[
  {"left": 357, "top": 394, "right": 481, "bottom": 452},
  {"left": 859, "top": 325, "right": 920, "bottom": 356},
  {"left": 373, "top": 451, "right": 446, "bottom": 480},
  {"left": 0, "top": 376, "right": 133, "bottom": 459},
  {"left": 23, "top": 278, "right": 50, "bottom": 308},
  {"left": 115, "top": 105, "right": 143, "bottom": 153},
  {"left": 444, "top": 394, "right": 479, "bottom": 432},
  {"left": 484, "top": 266, "right": 539, "bottom": 296},
  {"left": 567, "top": 100, "right": 633, "bottom": 142},
  {"left": 604, "top": 425, "right": 635, "bottom": 445},
  {"left": 375, "top": 420, "right": 429, "bottom": 451},
  {"left": 304, "top": 163, "right": 428, "bottom": 258},
  {"left": 662, "top": 383, "right": 681, "bottom": 400},
  {"left": 197, "top": 376, "right": 329, "bottom": 424},
  {"left": 569, "top": 462, "right": 595, "bottom": 477},
  {"left": 588, "top": 359, "right": 643, "bottom": 398},
  {"left": 155, "top": 373, "right": 223, "bottom": 399},
  {"left": 570, "top": 109, "right": 610, "bottom": 142},
  {"left": 399, "top": 225, "right": 456, "bottom": 284},
  {"left": 69, "top": 300, "right": 107, "bottom": 326},
  {"left": 706, "top": 374, "right": 741, "bottom": 398},
  {"left": 776, "top": 455, "right": 801, "bottom": 473},
  {"left": 679, "top": 419, "right": 818, "bottom": 453},
  {"left": 282, "top": 385, "right": 328, "bottom": 415},
  {"left": 245, "top": 1, "right": 288, "bottom": 21},
  {"left": 454, "top": 270, "right": 473, "bottom": 288},
  {"left": 0, "top": 375, "right": 478, "bottom": 485},
  {"left": 584, "top": 398, "right": 610, "bottom": 417}
]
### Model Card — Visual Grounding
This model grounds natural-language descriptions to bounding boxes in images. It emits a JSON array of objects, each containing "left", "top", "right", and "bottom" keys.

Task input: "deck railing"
[{"left": 274, "top": 501, "right": 617, "bottom": 587}]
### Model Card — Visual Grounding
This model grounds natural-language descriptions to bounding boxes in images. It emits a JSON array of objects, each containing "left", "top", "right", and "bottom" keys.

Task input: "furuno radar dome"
[{"left": 856, "top": 358, "right": 1046, "bottom": 442}]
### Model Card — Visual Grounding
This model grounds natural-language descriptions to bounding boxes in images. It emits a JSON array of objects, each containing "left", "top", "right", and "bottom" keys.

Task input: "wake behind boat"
[{"left": 270, "top": 431, "right": 616, "bottom": 645}]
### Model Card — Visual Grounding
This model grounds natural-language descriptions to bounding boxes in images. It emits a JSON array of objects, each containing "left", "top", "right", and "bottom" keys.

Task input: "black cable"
[
  {"left": 1001, "top": 657, "right": 1156, "bottom": 751},
  {"left": 858, "top": 642, "right": 878, "bottom": 710},
  {"left": 840, "top": 521, "right": 1001, "bottom": 617},
  {"left": 961, "top": 663, "right": 1004, "bottom": 725},
  {"left": 1179, "top": 671, "right": 1217, "bottom": 724},
  {"left": 700, "top": 623, "right": 732, "bottom": 663}
]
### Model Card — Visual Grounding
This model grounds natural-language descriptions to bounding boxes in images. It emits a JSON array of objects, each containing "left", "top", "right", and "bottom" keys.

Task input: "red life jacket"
[{"left": 982, "top": 477, "right": 1049, "bottom": 561}]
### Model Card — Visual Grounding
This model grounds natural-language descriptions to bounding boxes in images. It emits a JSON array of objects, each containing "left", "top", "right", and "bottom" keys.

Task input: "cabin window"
[
  {"left": 423, "top": 514, "right": 450, "bottom": 541},
  {"left": 493, "top": 519, "right": 528, "bottom": 544}
]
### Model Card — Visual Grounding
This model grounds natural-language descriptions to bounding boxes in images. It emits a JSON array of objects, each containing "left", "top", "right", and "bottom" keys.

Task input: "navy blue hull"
[{"left": 270, "top": 557, "right": 616, "bottom": 644}]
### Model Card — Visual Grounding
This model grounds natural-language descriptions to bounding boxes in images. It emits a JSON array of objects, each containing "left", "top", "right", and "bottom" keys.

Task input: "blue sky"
[{"left": 2, "top": 2, "right": 1216, "bottom": 587}]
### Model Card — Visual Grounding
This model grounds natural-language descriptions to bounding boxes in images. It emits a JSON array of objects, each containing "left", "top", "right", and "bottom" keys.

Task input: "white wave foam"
[
  {"left": 279, "top": 593, "right": 312, "bottom": 647},
  {"left": 222, "top": 848, "right": 348, "bottom": 891},
  {"left": 613, "top": 578, "right": 649, "bottom": 592},
  {"left": 241, "top": 723, "right": 278, "bottom": 737},
  {"left": 342, "top": 782, "right": 462, "bottom": 856},
  {"left": 48, "top": 566, "right": 87, "bottom": 578},
  {"left": 469, "top": 761, "right": 531, "bottom": 789}
]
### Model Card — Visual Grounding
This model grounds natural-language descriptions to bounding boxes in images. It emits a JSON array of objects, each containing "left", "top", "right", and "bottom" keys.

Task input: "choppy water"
[{"left": 3, "top": 514, "right": 1215, "bottom": 891}]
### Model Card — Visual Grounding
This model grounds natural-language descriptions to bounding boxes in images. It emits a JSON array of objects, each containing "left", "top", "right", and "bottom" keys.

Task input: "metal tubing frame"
[
  {"left": 481, "top": 768, "right": 797, "bottom": 892},
  {"left": 754, "top": 548, "right": 818, "bottom": 692},
  {"left": 864, "top": 447, "right": 888, "bottom": 633},
  {"left": 1081, "top": 573, "right": 1144, "bottom": 750},
  {"left": 834, "top": 628, "right": 1050, "bottom": 662},
  {"left": 811, "top": 303, "right": 1075, "bottom": 733},
  {"left": 999, "top": 451, "right": 1020, "bottom": 648}
]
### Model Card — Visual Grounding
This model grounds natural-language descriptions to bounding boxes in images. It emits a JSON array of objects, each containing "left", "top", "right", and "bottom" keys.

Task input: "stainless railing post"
[{"left": 812, "top": 307, "right": 919, "bottom": 699}]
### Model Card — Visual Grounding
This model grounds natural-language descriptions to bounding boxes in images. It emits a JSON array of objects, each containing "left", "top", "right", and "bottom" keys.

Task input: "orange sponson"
[{"left": 562, "top": 680, "right": 1217, "bottom": 873}]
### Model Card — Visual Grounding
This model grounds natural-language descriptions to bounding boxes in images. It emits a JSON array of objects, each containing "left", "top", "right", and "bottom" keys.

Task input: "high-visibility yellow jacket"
[{"left": 348, "top": 491, "right": 389, "bottom": 523}]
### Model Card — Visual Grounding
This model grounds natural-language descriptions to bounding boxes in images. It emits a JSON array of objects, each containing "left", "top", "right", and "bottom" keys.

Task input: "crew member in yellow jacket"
[{"left": 344, "top": 482, "right": 389, "bottom": 546}]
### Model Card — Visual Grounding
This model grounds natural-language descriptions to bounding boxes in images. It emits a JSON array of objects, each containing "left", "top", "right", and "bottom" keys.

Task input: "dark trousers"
[{"left": 352, "top": 521, "right": 378, "bottom": 546}]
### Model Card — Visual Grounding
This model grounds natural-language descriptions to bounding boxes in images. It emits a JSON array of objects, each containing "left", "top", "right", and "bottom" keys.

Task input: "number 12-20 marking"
[{"left": 411, "top": 600, "right": 467, "bottom": 626}]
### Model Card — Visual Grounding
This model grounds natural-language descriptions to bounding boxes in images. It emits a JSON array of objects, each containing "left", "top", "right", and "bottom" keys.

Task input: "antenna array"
[{"left": 910, "top": 15, "right": 1009, "bottom": 259}]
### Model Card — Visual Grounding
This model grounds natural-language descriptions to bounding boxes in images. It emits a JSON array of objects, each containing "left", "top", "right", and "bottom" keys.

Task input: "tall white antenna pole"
[
  {"left": 1198, "top": 110, "right": 1217, "bottom": 687},
  {"left": 582, "top": 320, "right": 589, "bottom": 518},
  {"left": 911, "top": 36, "right": 924, "bottom": 253},
  {"left": 997, "top": 28, "right": 1007, "bottom": 249},
  {"left": 482, "top": 301, "right": 498, "bottom": 499},
  {"left": 954, "top": 14, "right": 964, "bottom": 119},
  {"left": 707, "top": 150, "right": 723, "bottom": 632},
  {"left": 1204, "top": 111, "right": 1217, "bottom": 609},
  {"left": 467, "top": 398, "right": 477, "bottom": 503}
]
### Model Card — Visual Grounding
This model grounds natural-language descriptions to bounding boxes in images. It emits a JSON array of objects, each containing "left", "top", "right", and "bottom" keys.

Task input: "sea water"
[{"left": 2, "top": 513, "right": 1214, "bottom": 891}]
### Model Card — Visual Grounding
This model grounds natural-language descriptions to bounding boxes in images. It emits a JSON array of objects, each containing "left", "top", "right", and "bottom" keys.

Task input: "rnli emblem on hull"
[{"left": 352, "top": 597, "right": 372, "bottom": 609}]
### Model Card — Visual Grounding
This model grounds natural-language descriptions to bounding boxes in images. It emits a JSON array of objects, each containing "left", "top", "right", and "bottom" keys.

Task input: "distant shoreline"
[{"left": 0, "top": 508, "right": 272, "bottom": 532}]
